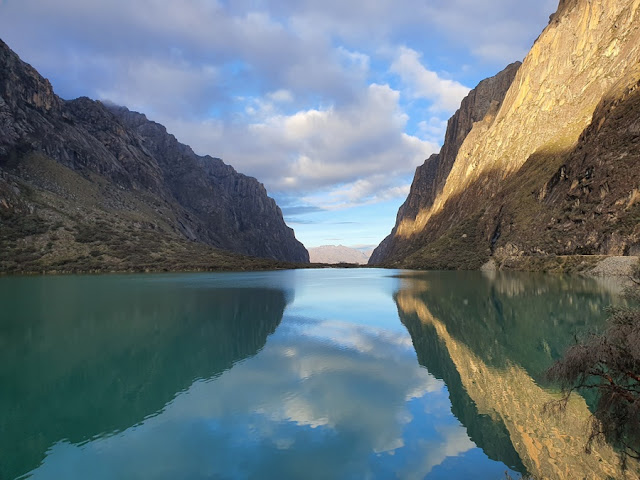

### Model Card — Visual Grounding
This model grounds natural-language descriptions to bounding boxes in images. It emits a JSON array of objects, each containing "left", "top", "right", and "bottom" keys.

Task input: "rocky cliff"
[
  {"left": 371, "top": 0, "right": 640, "bottom": 269},
  {"left": 370, "top": 62, "right": 520, "bottom": 264},
  {"left": 0, "top": 39, "right": 309, "bottom": 272}
]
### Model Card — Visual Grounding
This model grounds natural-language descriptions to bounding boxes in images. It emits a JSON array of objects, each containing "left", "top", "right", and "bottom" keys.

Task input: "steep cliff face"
[
  {"left": 488, "top": 74, "right": 640, "bottom": 261},
  {"left": 0, "top": 39, "right": 308, "bottom": 272},
  {"left": 371, "top": 0, "right": 640, "bottom": 268},
  {"left": 371, "top": 62, "right": 520, "bottom": 264},
  {"left": 106, "top": 105, "right": 307, "bottom": 262}
]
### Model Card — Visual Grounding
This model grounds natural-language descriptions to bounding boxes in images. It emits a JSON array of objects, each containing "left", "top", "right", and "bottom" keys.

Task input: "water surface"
[{"left": 0, "top": 269, "right": 630, "bottom": 479}]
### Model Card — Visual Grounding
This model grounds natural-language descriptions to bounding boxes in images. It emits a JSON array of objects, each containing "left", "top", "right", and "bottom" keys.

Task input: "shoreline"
[
  {"left": 0, "top": 261, "right": 375, "bottom": 277},
  {"left": 2, "top": 255, "right": 637, "bottom": 278},
  {"left": 481, "top": 255, "right": 639, "bottom": 278}
]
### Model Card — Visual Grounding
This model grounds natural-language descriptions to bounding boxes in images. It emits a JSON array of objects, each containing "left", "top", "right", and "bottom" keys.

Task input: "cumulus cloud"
[
  {"left": 96, "top": 58, "right": 221, "bottom": 117},
  {"left": 267, "top": 89, "right": 294, "bottom": 103},
  {"left": 0, "top": 0, "right": 367, "bottom": 107},
  {"left": 391, "top": 47, "right": 470, "bottom": 113},
  {"left": 0, "top": 0, "right": 558, "bottom": 240},
  {"left": 422, "top": 0, "right": 558, "bottom": 62},
  {"left": 302, "top": 177, "right": 413, "bottom": 212},
  {"left": 418, "top": 117, "right": 450, "bottom": 144},
  {"left": 0, "top": 0, "right": 557, "bottom": 110},
  {"left": 163, "top": 84, "right": 437, "bottom": 208},
  {"left": 232, "top": 0, "right": 555, "bottom": 64}
]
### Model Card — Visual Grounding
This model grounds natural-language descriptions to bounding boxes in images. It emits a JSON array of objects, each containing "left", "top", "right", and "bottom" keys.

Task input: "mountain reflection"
[
  {"left": 395, "top": 270, "right": 636, "bottom": 480},
  {"left": 5, "top": 269, "right": 636, "bottom": 480},
  {"left": 11, "top": 269, "right": 516, "bottom": 480},
  {"left": 0, "top": 274, "right": 289, "bottom": 480}
]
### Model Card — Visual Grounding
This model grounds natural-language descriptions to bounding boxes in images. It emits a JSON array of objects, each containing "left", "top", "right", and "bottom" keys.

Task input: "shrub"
[{"left": 546, "top": 263, "right": 640, "bottom": 467}]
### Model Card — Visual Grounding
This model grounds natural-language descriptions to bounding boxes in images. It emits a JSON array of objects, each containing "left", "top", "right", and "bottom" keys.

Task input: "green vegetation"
[
  {"left": 398, "top": 211, "right": 490, "bottom": 270},
  {"left": 0, "top": 211, "right": 50, "bottom": 242},
  {"left": 0, "top": 209, "right": 299, "bottom": 274},
  {"left": 0, "top": 153, "right": 308, "bottom": 275}
]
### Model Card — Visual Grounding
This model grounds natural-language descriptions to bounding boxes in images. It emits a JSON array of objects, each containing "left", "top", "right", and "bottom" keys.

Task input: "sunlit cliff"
[{"left": 372, "top": 0, "right": 640, "bottom": 268}]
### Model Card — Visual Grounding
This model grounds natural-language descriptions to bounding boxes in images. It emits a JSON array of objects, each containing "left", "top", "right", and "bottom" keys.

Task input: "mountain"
[
  {"left": 0, "top": 39, "right": 309, "bottom": 273},
  {"left": 371, "top": 0, "right": 640, "bottom": 270},
  {"left": 308, "top": 245, "right": 371, "bottom": 264},
  {"left": 370, "top": 62, "right": 521, "bottom": 264}
]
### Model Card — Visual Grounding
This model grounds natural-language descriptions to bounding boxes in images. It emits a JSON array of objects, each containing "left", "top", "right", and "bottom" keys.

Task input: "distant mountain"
[
  {"left": 371, "top": 0, "right": 640, "bottom": 270},
  {"left": 0, "top": 39, "right": 309, "bottom": 273},
  {"left": 309, "top": 245, "right": 371, "bottom": 264}
]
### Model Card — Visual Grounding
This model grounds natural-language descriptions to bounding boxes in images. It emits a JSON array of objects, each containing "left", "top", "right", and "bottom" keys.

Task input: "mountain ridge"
[
  {"left": 371, "top": 0, "right": 640, "bottom": 270},
  {"left": 370, "top": 62, "right": 521, "bottom": 264},
  {"left": 0, "top": 38, "right": 309, "bottom": 273}
]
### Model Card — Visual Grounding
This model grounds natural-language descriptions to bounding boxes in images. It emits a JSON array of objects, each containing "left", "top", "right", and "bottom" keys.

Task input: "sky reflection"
[{"left": 24, "top": 270, "right": 511, "bottom": 480}]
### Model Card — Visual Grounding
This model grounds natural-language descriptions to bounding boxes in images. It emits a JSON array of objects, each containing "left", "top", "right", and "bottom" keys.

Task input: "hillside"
[
  {"left": 371, "top": 0, "right": 640, "bottom": 271},
  {"left": 0, "top": 39, "right": 309, "bottom": 273}
]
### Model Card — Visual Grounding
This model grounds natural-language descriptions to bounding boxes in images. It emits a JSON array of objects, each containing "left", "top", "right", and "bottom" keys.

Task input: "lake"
[{"left": 0, "top": 269, "right": 631, "bottom": 479}]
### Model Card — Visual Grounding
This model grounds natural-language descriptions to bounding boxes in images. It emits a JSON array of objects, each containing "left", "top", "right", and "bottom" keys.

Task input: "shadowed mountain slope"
[{"left": 0, "top": 39, "right": 309, "bottom": 272}]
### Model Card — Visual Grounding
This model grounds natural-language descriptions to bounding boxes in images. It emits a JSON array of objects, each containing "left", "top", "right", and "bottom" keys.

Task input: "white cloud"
[
  {"left": 418, "top": 117, "right": 449, "bottom": 144},
  {"left": 421, "top": 0, "right": 558, "bottom": 63},
  {"left": 96, "top": 58, "right": 220, "bottom": 117},
  {"left": 26, "top": 319, "right": 464, "bottom": 480},
  {"left": 336, "top": 46, "right": 371, "bottom": 73},
  {"left": 0, "top": 0, "right": 558, "bottom": 232},
  {"left": 238, "top": 0, "right": 556, "bottom": 64},
  {"left": 0, "top": 0, "right": 557, "bottom": 107},
  {"left": 398, "top": 425, "right": 475, "bottom": 480},
  {"left": 267, "top": 89, "right": 294, "bottom": 103},
  {"left": 162, "top": 84, "right": 437, "bottom": 208},
  {"left": 303, "top": 177, "right": 412, "bottom": 212},
  {"left": 391, "top": 47, "right": 470, "bottom": 113},
  {"left": 0, "top": 0, "right": 365, "bottom": 108}
]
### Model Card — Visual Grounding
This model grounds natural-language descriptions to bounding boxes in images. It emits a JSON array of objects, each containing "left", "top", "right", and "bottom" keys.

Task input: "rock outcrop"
[
  {"left": 370, "top": 62, "right": 520, "bottom": 264},
  {"left": 0, "top": 39, "right": 309, "bottom": 272},
  {"left": 371, "top": 0, "right": 640, "bottom": 269}
]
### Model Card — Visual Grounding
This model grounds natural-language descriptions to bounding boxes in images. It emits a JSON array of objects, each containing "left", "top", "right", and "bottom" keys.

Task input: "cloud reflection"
[{"left": 27, "top": 316, "right": 495, "bottom": 479}]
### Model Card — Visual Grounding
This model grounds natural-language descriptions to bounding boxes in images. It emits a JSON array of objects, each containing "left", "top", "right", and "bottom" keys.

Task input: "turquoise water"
[{"left": 0, "top": 269, "right": 625, "bottom": 479}]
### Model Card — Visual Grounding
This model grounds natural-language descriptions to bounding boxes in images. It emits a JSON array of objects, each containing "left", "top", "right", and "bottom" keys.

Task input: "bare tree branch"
[{"left": 545, "top": 261, "right": 640, "bottom": 469}]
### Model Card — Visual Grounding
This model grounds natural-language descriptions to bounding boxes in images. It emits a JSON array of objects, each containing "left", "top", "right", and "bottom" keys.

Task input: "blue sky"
[{"left": 0, "top": 0, "right": 556, "bottom": 250}]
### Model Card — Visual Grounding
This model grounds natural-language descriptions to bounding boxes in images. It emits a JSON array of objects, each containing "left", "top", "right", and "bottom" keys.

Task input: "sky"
[{"left": 0, "top": 0, "right": 557, "bottom": 250}]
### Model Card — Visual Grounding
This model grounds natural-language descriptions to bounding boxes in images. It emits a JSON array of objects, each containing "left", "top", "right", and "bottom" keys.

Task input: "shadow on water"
[
  {"left": 0, "top": 274, "right": 290, "bottom": 480},
  {"left": 395, "top": 270, "right": 637, "bottom": 480}
]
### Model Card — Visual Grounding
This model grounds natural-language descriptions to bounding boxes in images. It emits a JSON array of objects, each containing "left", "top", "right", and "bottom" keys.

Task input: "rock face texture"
[
  {"left": 0, "top": 39, "right": 308, "bottom": 272},
  {"left": 370, "top": 62, "right": 520, "bottom": 264},
  {"left": 371, "top": 0, "right": 640, "bottom": 269},
  {"left": 308, "top": 245, "right": 371, "bottom": 264}
]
